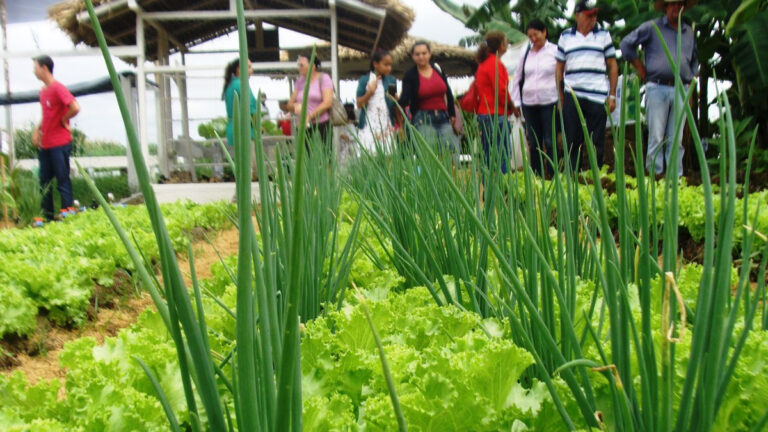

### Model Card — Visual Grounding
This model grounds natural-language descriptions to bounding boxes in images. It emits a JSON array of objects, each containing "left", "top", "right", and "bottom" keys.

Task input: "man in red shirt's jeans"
[{"left": 31, "top": 55, "right": 80, "bottom": 220}]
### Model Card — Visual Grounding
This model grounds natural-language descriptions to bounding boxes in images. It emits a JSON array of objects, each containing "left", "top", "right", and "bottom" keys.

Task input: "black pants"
[
  {"left": 39, "top": 143, "right": 73, "bottom": 220},
  {"left": 563, "top": 96, "right": 606, "bottom": 172},
  {"left": 308, "top": 120, "right": 332, "bottom": 150},
  {"left": 522, "top": 103, "right": 557, "bottom": 176}
]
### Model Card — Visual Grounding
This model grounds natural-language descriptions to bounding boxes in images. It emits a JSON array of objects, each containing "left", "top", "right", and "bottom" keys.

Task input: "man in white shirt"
[{"left": 556, "top": 0, "right": 618, "bottom": 172}]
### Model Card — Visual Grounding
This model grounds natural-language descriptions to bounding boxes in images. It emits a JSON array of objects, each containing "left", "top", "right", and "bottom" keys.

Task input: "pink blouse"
[
  {"left": 295, "top": 73, "right": 333, "bottom": 123},
  {"left": 510, "top": 41, "right": 559, "bottom": 107}
]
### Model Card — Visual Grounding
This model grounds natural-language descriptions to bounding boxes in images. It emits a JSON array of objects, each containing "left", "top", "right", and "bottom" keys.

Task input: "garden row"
[
  {"left": 1, "top": 196, "right": 765, "bottom": 431},
  {"left": 518, "top": 171, "right": 768, "bottom": 247},
  {"left": 0, "top": 201, "right": 232, "bottom": 339}
]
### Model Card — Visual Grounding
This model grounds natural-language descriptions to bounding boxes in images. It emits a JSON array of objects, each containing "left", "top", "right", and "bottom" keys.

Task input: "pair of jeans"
[
  {"left": 413, "top": 110, "right": 459, "bottom": 154},
  {"left": 477, "top": 114, "right": 511, "bottom": 174},
  {"left": 562, "top": 96, "right": 607, "bottom": 172},
  {"left": 522, "top": 103, "right": 557, "bottom": 176},
  {"left": 39, "top": 143, "right": 73, "bottom": 220},
  {"left": 645, "top": 82, "right": 686, "bottom": 176}
]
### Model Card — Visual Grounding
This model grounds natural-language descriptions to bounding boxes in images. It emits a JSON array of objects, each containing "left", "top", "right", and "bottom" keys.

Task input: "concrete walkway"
[{"left": 152, "top": 182, "right": 261, "bottom": 204}]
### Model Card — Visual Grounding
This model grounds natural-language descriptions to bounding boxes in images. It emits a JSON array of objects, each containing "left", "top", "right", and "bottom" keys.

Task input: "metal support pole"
[
  {"left": 175, "top": 56, "right": 196, "bottom": 181},
  {"left": 329, "top": 0, "right": 339, "bottom": 91},
  {"left": 329, "top": 0, "right": 340, "bottom": 151},
  {"left": 156, "top": 30, "right": 170, "bottom": 177},
  {"left": 135, "top": 8, "right": 152, "bottom": 180},
  {"left": 120, "top": 74, "right": 139, "bottom": 191},
  {"left": 1, "top": 0, "right": 13, "bottom": 165}
]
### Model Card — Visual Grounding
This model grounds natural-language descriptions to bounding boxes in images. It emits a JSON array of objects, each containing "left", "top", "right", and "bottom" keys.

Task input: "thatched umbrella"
[
  {"left": 48, "top": 0, "right": 414, "bottom": 60},
  {"left": 280, "top": 36, "right": 476, "bottom": 80}
]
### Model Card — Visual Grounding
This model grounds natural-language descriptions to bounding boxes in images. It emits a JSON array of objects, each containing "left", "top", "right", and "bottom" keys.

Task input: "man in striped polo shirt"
[{"left": 556, "top": 0, "right": 618, "bottom": 172}]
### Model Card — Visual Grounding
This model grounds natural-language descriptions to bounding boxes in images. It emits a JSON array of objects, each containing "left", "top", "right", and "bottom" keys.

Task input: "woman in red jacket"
[{"left": 474, "top": 31, "right": 512, "bottom": 174}]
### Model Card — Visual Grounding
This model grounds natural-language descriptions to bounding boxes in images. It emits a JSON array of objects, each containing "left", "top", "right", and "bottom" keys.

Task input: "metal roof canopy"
[{"left": 52, "top": 0, "right": 408, "bottom": 59}]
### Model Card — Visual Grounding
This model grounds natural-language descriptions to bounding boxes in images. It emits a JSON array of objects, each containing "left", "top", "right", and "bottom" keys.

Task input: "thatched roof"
[
  {"left": 49, "top": 0, "right": 414, "bottom": 61},
  {"left": 280, "top": 36, "right": 476, "bottom": 79}
]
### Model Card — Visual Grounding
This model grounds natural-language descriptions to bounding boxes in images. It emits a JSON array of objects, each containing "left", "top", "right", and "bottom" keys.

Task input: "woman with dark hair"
[
  {"left": 222, "top": 58, "right": 257, "bottom": 147},
  {"left": 474, "top": 31, "right": 513, "bottom": 173},
  {"left": 399, "top": 41, "right": 459, "bottom": 153},
  {"left": 356, "top": 49, "right": 397, "bottom": 152},
  {"left": 511, "top": 19, "right": 558, "bottom": 176},
  {"left": 286, "top": 54, "right": 334, "bottom": 145}
]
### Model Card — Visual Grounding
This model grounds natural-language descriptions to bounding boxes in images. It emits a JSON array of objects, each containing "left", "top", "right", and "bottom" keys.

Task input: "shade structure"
[
  {"left": 49, "top": 0, "right": 415, "bottom": 60},
  {"left": 279, "top": 35, "right": 476, "bottom": 80}
]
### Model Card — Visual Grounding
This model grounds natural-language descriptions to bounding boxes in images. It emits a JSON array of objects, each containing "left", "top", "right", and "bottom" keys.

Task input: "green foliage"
[
  {"left": 432, "top": 0, "right": 564, "bottom": 46},
  {"left": 5, "top": 3, "right": 765, "bottom": 432},
  {"left": 729, "top": 10, "right": 768, "bottom": 116},
  {"left": 8, "top": 168, "right": 44, "bottom": 226},
  {"left": 70, "top": 174, "right": 131, "bottom": 205},
  {"left": 12, "top": 124, "right": 37, "bottom": 160},
  {"left": 0, "top": 201, "right": 232, "bottom": 338},
  {"left": 13, "top": 124, "right": 125, "bottom": 160},
  {"left": 7, "top": 169, "right": 131, "bottom": 225},
  {"left": 2, "top": 198, "right": 767, "bottom": 430},
  {"left": 197, "top": 116, "right": 283, "bottom": 143},
  {"left": 303, "top": 287, "right": 542, "bottom": 431},
  {"left": 197, "top": 117, "right": 227, "bottom": 141}
]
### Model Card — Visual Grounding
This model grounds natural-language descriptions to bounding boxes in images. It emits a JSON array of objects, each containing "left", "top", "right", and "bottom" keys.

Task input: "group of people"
[
  {"left": 221, "top": 0, "right": 696, "bottom": 179},
  {"left": 27, "top": 0, "right": 695, "bottom": 221},
  {"left": 498, "top": 0, "right": 696, "bottom": 177},
  {"left": 220, "top": 0, "right": 696, "bottom": 178}
]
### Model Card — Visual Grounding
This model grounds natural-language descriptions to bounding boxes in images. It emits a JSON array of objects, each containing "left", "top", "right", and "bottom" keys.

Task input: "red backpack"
[{"left": 459, "top": 81, "right": 479, "bottom": 113}]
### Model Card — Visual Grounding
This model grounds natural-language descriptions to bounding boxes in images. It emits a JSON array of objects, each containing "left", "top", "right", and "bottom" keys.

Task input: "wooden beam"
[{"left": 145, "top": 18, "right": 187, "bottom": 53}]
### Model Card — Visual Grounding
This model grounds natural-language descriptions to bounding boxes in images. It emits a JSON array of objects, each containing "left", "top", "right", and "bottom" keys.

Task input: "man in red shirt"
[{"left": 31, "top": 55, "right": 79, "bottom": 220}]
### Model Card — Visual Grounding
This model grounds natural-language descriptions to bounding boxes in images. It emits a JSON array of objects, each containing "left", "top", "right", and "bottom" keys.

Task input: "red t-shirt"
[
  {"left": 417, "top": 71, "right": 448, "bottom": 111},
  {"left": 474, "top": 54, "right": 510, "bottom": 115},
  {"left": 39, "top": 81, "right": 75, "bottom": 149}
]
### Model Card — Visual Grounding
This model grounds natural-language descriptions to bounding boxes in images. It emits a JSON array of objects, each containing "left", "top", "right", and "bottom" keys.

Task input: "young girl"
[{"left": 355, "top": 50, "right": 397, "bottom": 153}]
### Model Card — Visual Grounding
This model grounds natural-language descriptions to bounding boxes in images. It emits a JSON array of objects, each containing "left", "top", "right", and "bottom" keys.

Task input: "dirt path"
[{"left": 1, "top": 225, "right": 240, "bottom": 386}]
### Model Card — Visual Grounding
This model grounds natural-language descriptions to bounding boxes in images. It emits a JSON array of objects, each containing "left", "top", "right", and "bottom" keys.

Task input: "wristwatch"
[{"left": 608, "top": 95, "right": 616, "bottom": 100}]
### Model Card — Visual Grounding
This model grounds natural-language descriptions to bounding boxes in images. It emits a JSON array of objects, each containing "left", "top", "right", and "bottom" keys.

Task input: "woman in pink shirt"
[
  {"left": 510, "top": 19, "right": 559, "bottom": 176},
  {"left": 287, "top": 54, "right": 334, "bottom": 148}
]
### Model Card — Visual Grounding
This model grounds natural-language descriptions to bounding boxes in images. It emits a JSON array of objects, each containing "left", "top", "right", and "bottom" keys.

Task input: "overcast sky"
[{"left": 1, "top": 1, "right": 489, "bottom": 148}]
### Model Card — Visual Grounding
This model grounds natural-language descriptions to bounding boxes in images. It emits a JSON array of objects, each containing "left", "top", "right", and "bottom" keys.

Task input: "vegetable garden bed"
[{"left": 3, "top": 3, "right": 767, "bottom": 430}]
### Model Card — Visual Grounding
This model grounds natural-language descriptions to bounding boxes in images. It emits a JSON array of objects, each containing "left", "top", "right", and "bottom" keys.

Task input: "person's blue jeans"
[
  {"left": 477, "top": 114, "right": 511, "bottom": 174},
  {"left": 39, "top": 143, "right": 73, "bottom": 220},
  {"left": 645, "top": 82, "right": 687, "bottom": 176},
  {"left": 413, "top": 110, "right": 459, "bottom": 154}
]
